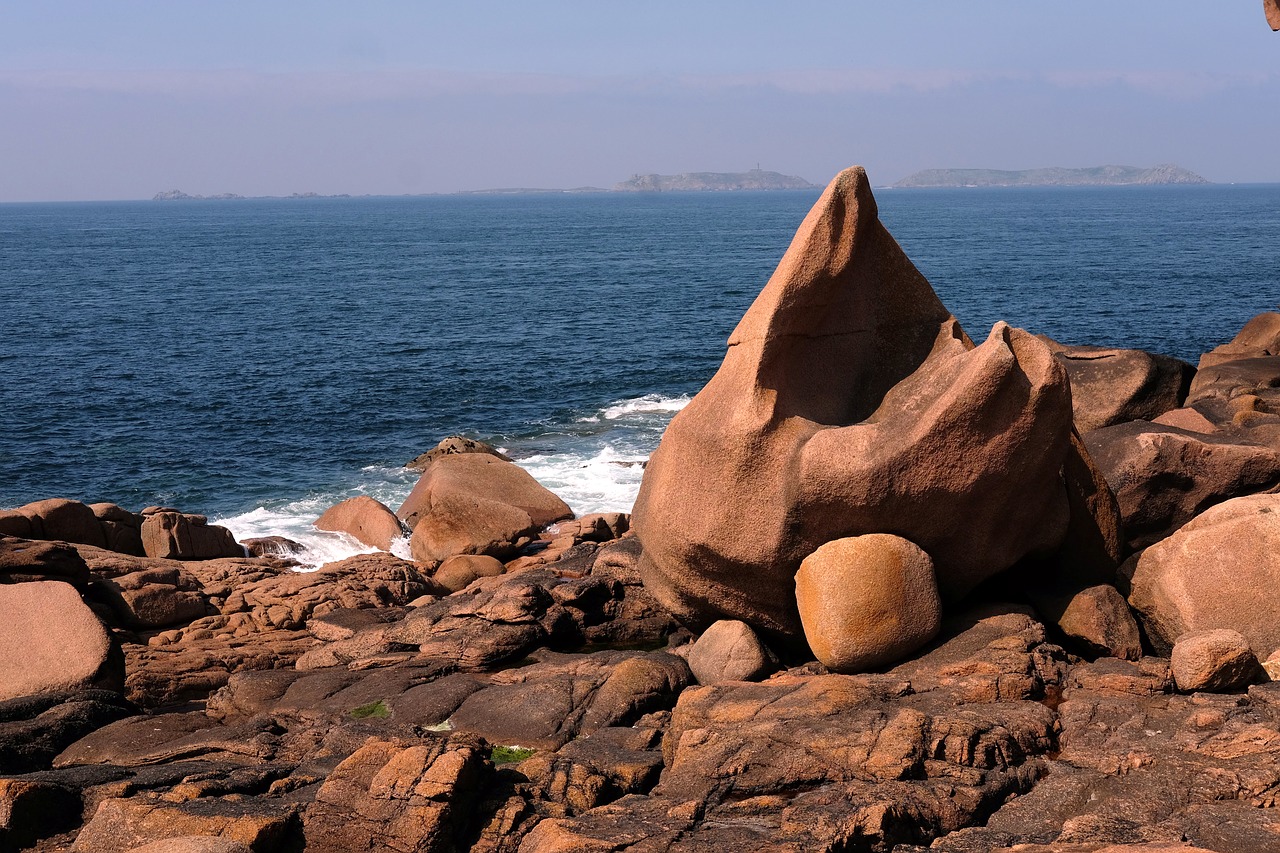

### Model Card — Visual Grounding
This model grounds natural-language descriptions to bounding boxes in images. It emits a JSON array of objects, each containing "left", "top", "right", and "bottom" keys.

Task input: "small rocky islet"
[{"left": 3, "top": 167, "right": 1280, "bottom": 852}]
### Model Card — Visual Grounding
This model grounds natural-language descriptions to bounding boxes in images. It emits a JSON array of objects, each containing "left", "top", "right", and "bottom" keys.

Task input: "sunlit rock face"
[{"left": 632, "top": 166, "right": 1078, "bottom": 643}]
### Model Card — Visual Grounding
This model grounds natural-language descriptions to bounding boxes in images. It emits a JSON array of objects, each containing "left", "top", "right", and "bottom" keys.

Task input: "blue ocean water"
[{"left": 2, "top": 185, "right": 1277, "bottom": 559}]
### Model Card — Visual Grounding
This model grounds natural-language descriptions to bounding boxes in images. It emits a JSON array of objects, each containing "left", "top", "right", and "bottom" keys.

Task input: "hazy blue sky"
[{"left": 2, "top": 2, "right": 1277, "bottom": 200}]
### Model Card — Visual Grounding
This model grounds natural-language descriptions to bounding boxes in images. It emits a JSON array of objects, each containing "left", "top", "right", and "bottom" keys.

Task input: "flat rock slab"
[
  {"left": 71, "top": 796, "right": 300, "bottom": 853},
  {"left": 0, "top": 580, "right": 122, "bottom": 703}
]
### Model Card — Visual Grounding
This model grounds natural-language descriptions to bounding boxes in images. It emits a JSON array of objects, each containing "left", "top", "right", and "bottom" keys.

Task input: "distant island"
[
  {"left": 152, "top": 169, "right": 818, "bottom": 201},
  {"left": 614, "top": 169, "right": 816, "bottom": 192},
  {"left": 892, "top": 164, "right": 1210, "bottom": 189},
  {"left": 153, "top": 190, "right": 352, "bottom": 201}
]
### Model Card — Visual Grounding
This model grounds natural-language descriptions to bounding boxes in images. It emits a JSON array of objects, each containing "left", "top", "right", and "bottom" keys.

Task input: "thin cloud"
[{"left": 0, "top": 67, "right": 1272, "bottom": 102}]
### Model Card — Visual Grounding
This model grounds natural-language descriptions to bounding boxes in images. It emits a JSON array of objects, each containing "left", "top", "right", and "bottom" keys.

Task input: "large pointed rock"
[{"left": 632, "top": 167, "right": 1078, "bottom": 642}]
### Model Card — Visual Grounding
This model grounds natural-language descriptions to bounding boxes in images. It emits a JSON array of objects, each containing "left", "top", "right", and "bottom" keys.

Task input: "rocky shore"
[{"left": 4, "top": 166, "right": 1280, "bottom": 852}]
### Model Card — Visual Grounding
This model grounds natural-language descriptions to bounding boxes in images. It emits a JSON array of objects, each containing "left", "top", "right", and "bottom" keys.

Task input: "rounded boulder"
[
  {"left": 686, "top": 619, "right": 776, "bottom": 684},
  {"left": 315, "top": 496, "right": 405, "bottom": 552},
  {"left": 1127, "top": 493, "right": 1280, "bottom": 655},
  {"left": 433, "top": 554, "right": 505, "bottom": 592},
  {"left": 1171, "top": 629, "right": 1260, "bottom": 693},
  {"left": 0, "top": 580, "right": 123, "bottom": 702},
  {"left": 794, "top": 534, "right": 941, "bottom": 673}
]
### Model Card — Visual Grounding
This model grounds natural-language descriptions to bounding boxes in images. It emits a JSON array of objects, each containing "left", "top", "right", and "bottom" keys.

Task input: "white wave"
[
  {"left": 212, "top": 470, "right": 421, "bottom": 571},
  {"left": 211, "top": 394, "right": 690, "bottom": 566},
  {"left": 580, "top": 393, "right": 691, "bottom": 423},
  {"left": 517, "top": 445, "right": 649, "bottom": 515}
]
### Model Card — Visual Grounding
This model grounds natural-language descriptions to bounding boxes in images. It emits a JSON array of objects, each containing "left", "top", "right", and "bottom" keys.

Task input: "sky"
[{"left": 1, "top": 2, "right": 1277, "bottom": 201}]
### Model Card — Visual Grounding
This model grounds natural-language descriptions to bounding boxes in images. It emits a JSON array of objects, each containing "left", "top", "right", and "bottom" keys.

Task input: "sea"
[{"left": 2, "top": 184, "right": 1277, "bottom": 566}]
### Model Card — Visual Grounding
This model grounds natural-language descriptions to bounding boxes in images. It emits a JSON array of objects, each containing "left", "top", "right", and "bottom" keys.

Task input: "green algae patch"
[
  {"left": 351, "top": 700, "right": 391, "bottom": 720},
  {"left": 492, "top": 745, "right": 535, "bottom": 765}
]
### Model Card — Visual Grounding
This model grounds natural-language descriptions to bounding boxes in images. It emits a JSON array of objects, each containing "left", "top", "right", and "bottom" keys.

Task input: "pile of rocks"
[{"left": 3, "top": 166, "right": 1280, "bottom": 851}]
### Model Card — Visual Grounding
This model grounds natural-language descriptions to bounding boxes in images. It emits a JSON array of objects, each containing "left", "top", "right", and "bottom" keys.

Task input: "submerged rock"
[
  {"left": 632, "top": 166, "right": 1084, "bottom": 645},
  {"left": 405, "top": 435, "right": 512, "bottom": 471}
]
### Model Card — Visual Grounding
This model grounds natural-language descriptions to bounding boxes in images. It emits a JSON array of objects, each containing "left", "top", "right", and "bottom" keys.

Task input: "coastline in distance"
[{"left": 892, "top": 164, "right": 1210, "bottom": 189}]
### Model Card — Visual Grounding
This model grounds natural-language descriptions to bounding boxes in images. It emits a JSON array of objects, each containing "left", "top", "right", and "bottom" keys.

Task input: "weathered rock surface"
[
  {"left": 89, "top": 502, "right": 147, "bottom": 557},
  {"left": 140, "top": 511, "right": 244, "bottom": 561},
  {"left": 399, "top": 453, "right": 573, "bottom": 562},
  {"left": 0, "top": 581, "right": 123, "bottom": 703},
  {"left": 1042, "top": 337, "right": 1194, "bottom": 433},
  {"left": 96, "top": 551, "right": 440, "bottom": 708},
  {"left": 633, "top": 167, "right": 1082, "bottom": 645},
  {"left": 448, "top": 650, "right": 691, "bottom": 751},
  {"left": 303, "top": 735, "right": 489, "bottom": 852},
  {"left": 0, "top": 689, "right": 135, "bottom": 774},
  {"left": 314, "top": 495, "right": 404, "bottom": 552},
  {"left": 795, "top": 534, "right": 941, "bottom": 673},
  {"left": 0, "top": 536, "right": 91, "bottom": 587},
  {"left": 685, "top": 619, "right": 776, "bottom": 684},
  {"left": 1086, "top": 420, "right": 1280, "bottom": 550},
  {"left": 98, "top": 567, "right": 213, "bottom": 629},
  {"left": 1171, "top": 629, "right": 1261, "bottom": 692},
  {"left": 1126, "top": 493, "right": 1280, "bottom": 655},
  {"left": 71, "top": 796, "right": 301, "bottom": 853},
  {"left": 6, "top": 499, "right": 107, "bottom": 549}
]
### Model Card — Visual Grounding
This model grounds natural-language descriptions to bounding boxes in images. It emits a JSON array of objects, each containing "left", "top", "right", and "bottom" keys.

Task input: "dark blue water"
[{"left": 2, "top": 185, "right": 1277, "bottom": 532}]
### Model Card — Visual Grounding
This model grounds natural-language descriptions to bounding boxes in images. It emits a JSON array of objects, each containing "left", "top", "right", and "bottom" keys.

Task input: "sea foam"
[{"left": 215, "top": 393, "right": 689, "bottom": 568}]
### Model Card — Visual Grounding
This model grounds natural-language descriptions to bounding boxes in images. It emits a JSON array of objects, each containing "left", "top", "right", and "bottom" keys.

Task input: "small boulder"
[
  {"left": 1041, "top": 337, "right": 1194, "bottom": 433},
  {"left": 405, "top": 435, "right": 512, "bottom": 471},
  {"left": 140, "top": 512, "right": 243, "bottom": 560},
  {"left": 1127, "top": 493, "right": 1280, "bottom": 655},
  {"left": 686, "top": 620, "right": 776, "bottom": 684},
  {"left": 1035, "top": 584, "right": 1143, "bottom": 661},
  {"left": 1171, "top": 629, "right": 1260, "bottom": 692},
  {"left": 239, "top": 536, "right": 305, "bottom": 558},
  {"left": 398, "top": 454, "right": 572, "bottom": 562},
  {"left": 315, "top": 496, "right": 404, "bottom": 551},
  {"left": 794, "top": 534, "right": 941, "bottom": 673},
  {"left": 433, "top": 554, "right": 505, "bottom": 592},
  {"left": 0, "top": 581, "right": 123, "bottom": 702}
]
